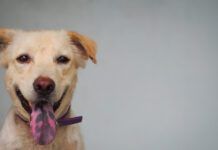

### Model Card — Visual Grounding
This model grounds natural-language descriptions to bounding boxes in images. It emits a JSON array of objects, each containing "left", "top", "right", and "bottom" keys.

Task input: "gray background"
[{"left": 0, "top": 0, "right": 218, "bottom": 149}]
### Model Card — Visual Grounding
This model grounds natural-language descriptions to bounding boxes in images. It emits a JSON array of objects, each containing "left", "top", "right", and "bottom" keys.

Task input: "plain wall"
[{"left": 0, "top": 0, "right": 218, "bottom": 149}]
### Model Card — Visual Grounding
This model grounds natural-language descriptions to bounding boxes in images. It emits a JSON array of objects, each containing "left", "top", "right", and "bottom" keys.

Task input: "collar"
[
  {"left": 57, "top": 106, "right": 83, "bottom": 126},
  {"left": 16, "top": 106, "right": 83, "bottom": 126}
]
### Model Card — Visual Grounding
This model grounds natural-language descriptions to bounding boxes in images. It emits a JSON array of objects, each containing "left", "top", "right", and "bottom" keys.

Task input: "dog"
[{"left": 0, "top": 28, "right": 97, "bottom": 150}]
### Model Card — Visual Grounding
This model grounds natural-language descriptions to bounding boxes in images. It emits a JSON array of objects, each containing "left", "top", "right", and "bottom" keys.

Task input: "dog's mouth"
[
  {"left": 15, "top": 86, "right": 68, "bottom": 145},
  {"left": 15, "top": 86, "right": 68, "bottom": 114}
]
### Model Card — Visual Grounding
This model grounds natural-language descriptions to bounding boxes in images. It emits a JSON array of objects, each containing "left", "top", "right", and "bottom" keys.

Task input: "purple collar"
[
  {"left": 57, "top": 116, "right": 83, "bottom": 126},
  {"left": 56, "top": 106, "right": 83, "bottom": 126}
]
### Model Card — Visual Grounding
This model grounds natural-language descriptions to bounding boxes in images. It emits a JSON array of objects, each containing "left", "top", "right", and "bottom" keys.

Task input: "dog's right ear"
[
  {"left": 68, "top": 31, "right": 97, "bottom": 65},
  {"left": 0, "top": 28, "right": 14, "bottom": 67}
]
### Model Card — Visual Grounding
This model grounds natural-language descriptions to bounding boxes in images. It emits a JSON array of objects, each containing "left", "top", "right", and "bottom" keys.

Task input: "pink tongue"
[{"left": 30, "top": 102, "right": 56, "bottom": 145}]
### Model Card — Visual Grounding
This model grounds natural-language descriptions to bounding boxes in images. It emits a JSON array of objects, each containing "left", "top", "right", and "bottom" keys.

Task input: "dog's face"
[{"left": 0, "top": 29, "right": 97, "bottom": 121}]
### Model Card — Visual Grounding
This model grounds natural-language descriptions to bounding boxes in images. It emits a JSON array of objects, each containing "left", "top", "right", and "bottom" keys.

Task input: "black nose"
[{"left": 33, "top": 76, "right": 55, "bottom": 95}]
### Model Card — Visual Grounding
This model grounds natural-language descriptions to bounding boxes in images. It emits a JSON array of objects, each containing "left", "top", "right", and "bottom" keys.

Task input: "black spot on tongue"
[{"left": 30, "top": 101, "right": 56, "bottom": 145}]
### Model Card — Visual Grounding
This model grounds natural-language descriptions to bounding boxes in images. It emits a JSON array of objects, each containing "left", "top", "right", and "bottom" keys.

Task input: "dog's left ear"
[
  {"left": 0, "top": 29, "right": 13, "bottom": 51},
  {"left": 0, "top": 28, "right": 14, "bottom": 67},
  {"left": 68, "top": 31, "right": 97, "bottom": 64}
]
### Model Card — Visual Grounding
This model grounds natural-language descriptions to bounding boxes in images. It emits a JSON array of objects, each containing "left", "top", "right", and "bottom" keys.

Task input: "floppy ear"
[
  {"left": 0, "top": 28, "right": 14, "bottom": 67},
  {"left": 0, "top": 29, "right": 12, "bottom": 51},
  {"left": 68, "top": 31, "right": 97, "bottom": 64}
]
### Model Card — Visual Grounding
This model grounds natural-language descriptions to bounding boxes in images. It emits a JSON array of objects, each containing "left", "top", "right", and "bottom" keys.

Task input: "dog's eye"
[
  {"left": 16, "top": 54, "right": 31, "bottom": 64},
  {"left": 56, "top": 56, "right": 70, "bottom": 64}
]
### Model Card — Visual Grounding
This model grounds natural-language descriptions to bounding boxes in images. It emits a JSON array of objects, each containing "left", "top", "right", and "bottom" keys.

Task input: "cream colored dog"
[{"left": 0, "top": 28, "right": 97, "bottom": 150}]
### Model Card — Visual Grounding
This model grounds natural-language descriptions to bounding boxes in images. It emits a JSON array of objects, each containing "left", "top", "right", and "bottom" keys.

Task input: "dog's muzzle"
[
  {"left": 14, "top": 85, "right": 82, "bottom": 145},
  {"left": 15, "top": 86, "right": 68, "bottom": 115}
]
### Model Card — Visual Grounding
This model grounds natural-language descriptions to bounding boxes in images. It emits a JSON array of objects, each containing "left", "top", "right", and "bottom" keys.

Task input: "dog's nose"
[{"left": 33, "top": 76, "right": 55, "bottom": 95}]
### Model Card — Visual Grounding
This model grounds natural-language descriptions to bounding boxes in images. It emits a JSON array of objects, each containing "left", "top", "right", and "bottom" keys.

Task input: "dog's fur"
[{"left": 0, "top": 28, "right": 97, "bottom": 150}]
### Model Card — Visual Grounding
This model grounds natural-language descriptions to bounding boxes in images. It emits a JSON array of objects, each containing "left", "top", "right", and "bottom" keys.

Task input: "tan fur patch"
[
  {"left": 68, "top": 31, "right": 97, "bottom": 64},
  {"left": 0, "top": 29, "right": 13, "bottom": 50}
]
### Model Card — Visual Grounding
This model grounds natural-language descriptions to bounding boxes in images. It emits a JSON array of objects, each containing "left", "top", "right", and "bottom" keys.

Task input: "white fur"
[{"left": 0, "top": 29, "right": 97, "bottom": 150}]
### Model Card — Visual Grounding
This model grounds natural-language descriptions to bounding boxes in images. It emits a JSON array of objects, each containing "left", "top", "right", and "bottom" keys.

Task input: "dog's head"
[{"left": 0, "top": 28, "right": 97, "bottom": 122}]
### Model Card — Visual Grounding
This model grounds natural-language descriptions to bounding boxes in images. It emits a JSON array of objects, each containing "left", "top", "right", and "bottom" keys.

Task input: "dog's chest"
[
  {"left": 15, "top": 126, "right": 78, "bottom": 150},
  {"left": 0, "top": 110, "right": 83, "bottom": 150}
]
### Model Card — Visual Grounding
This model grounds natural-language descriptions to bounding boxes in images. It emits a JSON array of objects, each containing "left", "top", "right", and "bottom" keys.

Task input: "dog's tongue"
[{"left": 30, "top": 102, "right": 56, "bottom": 145}]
